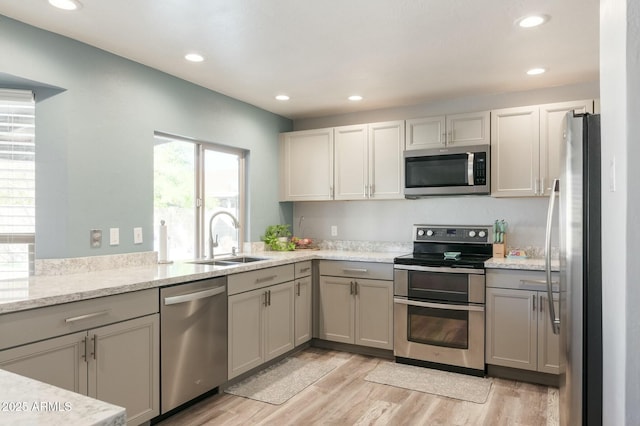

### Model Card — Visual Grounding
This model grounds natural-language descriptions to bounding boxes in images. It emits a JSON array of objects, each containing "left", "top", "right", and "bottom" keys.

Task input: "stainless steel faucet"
[{"left": 208, "top": 211, "right": 240, "bottom": 259}]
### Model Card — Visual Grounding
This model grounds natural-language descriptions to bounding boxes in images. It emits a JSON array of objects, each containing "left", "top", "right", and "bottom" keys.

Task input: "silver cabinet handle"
[
  {"left": 299, "top": 267, "right": 310, "bottom": 273},
  {"left": 350, "top": 281, "right": 354, "bottom": 295},
  {"left": 91, "top": 335, "right": 97, "bottom": 360},
  {"left": 540, "top": 296, "right": 545, "bottom": 313},
  {"left": 441, "top": 132, "right": 447, "bottom": 145},
  {"left": 342, "top": 268, "right": 368, "bottom": 274},
  {"left": 447, "top": 130, "right": 452, "bottom": 144},
  {"left": 263, "top": 290, "right": 269, "bottom": 307},
  {"left": 256, "top": 275, "right": 277, "bottom": 284},
  {"left": 355, "top": 281, "right": 359, "bottom": 295},
  {"left": 82, "top": 336, "right": 89, "bottom": 362},
  {"left": 65, "top": 310, "right": 110, "bottom": 323},
  {"left": 394, "top": 297, "right": 484, "bottom": 312},
  {"left": 296, "top": 282, "right": 301, "bottom": 296},
  {"left": 534, "top": 179, "right": 540, "bottom": 195},
  {"left": 545, "top": 179, "right": 560, "bottom": 334},
  {"left": 268, "top": 290, "right": 271, "bottom": 306},
  {"left": 532, "top": 294, "right": 536, "bottom": 311},
  {"left": 164, "top": 286, "right": 225, "bottom": 306},
  {"left": 330, "top": 185, "right": 334, "bottom": 198},
  {"left": 541, "top": 178, "right": 546, "bottom": 195}
]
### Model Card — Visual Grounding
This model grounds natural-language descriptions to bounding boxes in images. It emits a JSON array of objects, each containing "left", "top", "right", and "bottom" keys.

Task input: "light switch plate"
[
  {"left": 109, "top": 228, "right": 119, "bottom": 246},
  {"left": 90, "top": 229, "right": 102, "bottom": 248},
  {"left": 133, "top": 227, "right": 143, "bottom": 244}
]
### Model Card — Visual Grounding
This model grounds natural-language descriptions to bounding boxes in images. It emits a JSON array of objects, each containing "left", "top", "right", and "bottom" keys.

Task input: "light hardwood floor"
[{"left": 158, "top": 348, "right": 559, "bottom": 426}]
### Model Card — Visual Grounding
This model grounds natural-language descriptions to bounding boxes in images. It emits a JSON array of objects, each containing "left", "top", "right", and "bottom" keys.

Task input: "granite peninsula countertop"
[
  {"left": 0, "top": 369, "right": 125, "bottom": 425},
  {"left": 485, "top": 257, "right": 560, "bottom": 271}
]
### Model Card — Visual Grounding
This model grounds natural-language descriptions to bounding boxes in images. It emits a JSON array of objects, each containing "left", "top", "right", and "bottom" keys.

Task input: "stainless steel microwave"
[{"left": 404, "top": 144, "right": 490, "bottom": 197}]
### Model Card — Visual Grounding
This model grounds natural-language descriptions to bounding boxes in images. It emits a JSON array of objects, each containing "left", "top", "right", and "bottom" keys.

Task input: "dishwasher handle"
[{"left": 164, "top": 286, "right": 225, "bottom": 306}]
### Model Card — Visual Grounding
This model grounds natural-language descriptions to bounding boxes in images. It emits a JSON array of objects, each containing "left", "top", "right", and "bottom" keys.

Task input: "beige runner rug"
[
  {"left": 225, "top": 357, "right": 337, "bottom": 405},
  {"left": 365, "top": 361, "right": 492, "bottom": 404}
]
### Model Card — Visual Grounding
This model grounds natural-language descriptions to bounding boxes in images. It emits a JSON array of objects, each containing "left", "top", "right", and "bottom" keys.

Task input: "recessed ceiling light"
[
  {"left": 348, "top": 95, "right": 363, "bottom": 101},
  {"left": 184, "top": 53, "right": 204, "bottom": 63},
  {"left": 275, "top": 95, "right": 290, "bottom": 101},
  {"left": 516, "top": 14, "right": 550, "bottom": 28},
  {"left": 48, "top": 0, "right": 82, "bottom": 10},
  {"left": 527, "top": 67, "right": 546, "bottom": 75}
]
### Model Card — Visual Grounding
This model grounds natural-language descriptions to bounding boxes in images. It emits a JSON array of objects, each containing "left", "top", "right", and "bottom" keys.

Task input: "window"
[
  {"left": 153, "top": 133, "right": 245, "bottom": 260},
  {"left": 0, "top": 89, "right": 35, "bottom": 279}
]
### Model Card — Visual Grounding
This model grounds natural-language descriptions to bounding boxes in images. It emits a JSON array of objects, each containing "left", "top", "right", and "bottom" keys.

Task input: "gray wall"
[
  {"left": 600, "top": 0, "right": 640, "bottom": 423},
  {"left": 292, "top": 82, "right": 599, "bottom": 248},
  {"left": 0, "top": 16, "right": 292, "bottom": 259}
]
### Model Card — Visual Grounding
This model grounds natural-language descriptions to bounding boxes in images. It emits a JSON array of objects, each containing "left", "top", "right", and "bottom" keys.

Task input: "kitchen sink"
[{"left": 189, "top": 256, "right": 268, "bottom": 266}]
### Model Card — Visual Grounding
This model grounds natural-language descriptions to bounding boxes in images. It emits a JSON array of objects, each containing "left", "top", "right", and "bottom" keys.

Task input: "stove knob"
[
  {"left": 468, "top": 230, "right": 476, "bottom": 238},
  {"left": 417, "top": 229, "right": 425, "bottom": 236},
  {"left": 426, "top": 230, "right": 434, "bottom": 237},
  {"left": 478, "top": 231, "right": 487, "bottom": 238}
]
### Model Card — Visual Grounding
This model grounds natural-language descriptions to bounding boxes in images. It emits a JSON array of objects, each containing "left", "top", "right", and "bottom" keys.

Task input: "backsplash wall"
[{"left": 293, "top": 196, "right": 555, "bottom": 251}]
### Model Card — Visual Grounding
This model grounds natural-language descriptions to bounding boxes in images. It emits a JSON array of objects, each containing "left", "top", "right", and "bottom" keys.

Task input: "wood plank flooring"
[{"left": 158, "top": 348, "right": 559, "bottom": 426}]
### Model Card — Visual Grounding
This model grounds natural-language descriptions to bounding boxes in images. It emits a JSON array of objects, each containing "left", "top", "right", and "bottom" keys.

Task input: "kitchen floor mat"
[
  {"left": 224, "top": 357, "right": 338, "bottom": 405},
  {"left": 364, "top": 361, "right": 493, "bottom": 404}
]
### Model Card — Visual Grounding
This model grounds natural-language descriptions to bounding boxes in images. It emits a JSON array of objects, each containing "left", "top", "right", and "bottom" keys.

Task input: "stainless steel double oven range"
[{"left": 393, "top": 225, "right": 493, "bottom": 376}]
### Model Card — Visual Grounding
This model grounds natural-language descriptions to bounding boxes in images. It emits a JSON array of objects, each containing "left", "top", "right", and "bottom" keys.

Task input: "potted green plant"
[{"left": 261, "top": 224, "right": 296, "bottom": 251}]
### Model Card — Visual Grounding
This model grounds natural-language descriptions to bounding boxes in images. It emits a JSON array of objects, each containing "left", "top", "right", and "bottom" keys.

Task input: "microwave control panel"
[{"left": 413, "top": 225, "right": 492, "bottom": 244}]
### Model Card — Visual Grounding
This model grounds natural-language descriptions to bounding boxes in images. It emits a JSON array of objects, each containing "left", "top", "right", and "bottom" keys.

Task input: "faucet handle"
[
  {"left": 213, "top": 234, "right": 219, "bottom": 248},
  {"left": 232, "top": 246, "right": 237, "bottom": 256}
]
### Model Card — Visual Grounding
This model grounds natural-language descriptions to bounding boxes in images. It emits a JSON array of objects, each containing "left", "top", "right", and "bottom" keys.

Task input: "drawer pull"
[
  {"left": 299, "top": 267, "right": 311, "bottom": 273},
  {"left": 342, "top": 268, "right": 368, "bottom": 274},
  {"left": 65, "top": 310, "right": 110, "bottom": 323},
  {"left": 520, "top": 279, "right": 559, "bottom": 285},
  {"left": 255, "top": 275, "right": 277, "bottom": 284}
]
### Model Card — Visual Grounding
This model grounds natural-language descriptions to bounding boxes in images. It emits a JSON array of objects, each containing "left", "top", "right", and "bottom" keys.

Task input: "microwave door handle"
[{"left": 467, "top": 152, "right": 475, "bottom": 185}]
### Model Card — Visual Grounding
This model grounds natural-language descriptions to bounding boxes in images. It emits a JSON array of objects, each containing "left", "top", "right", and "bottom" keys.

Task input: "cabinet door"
[
  {"left": 491, "top": 106, "right": 540, "bottom": 197},
  {"left": 319, "top": 276, "right": 355, "bottom": 344},
  {"left": 0, "top": 332, "right": 87, "bottom": 395},
  {"left": 280, "top": 128, "right": 334, "bottom": 201},
  {"left": 405, "top": 116, "right": 446, "bottom": 150},
  {"left": 486, "top": 288, "right": 537, "bottom": 371},
  {"left": 446, "top": 111, "right": 490, "bottom": 147},
  {"left": 354, "top": 279, "right": 393, "bottom": 349},
  {"left": 89, "top": 314, "right": 159, "bottom": 425},
  {"left": 228, "top": 289, "right": 265, "bottom": 378},
  {"left": 334, "top": 125, "right": 368, "bottom": 200},
  {"left": 539, "top": 100, "right": 593, "bottom": 195},
  {"left": 537, "top": 292, "right": 560, "bottom": 374},
  {"left": 369, "top": 121, "right": 404, "bottom": 200},
  {"left": 294, "top": 276, "right": 313, "bottom": 346},
  {"left": 264, "top": 282, "right": 295, "bottom": 361}
]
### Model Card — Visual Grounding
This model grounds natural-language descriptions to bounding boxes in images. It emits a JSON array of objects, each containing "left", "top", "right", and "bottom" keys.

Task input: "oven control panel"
[{"left": 413, "top": 225, "right": 492, "bottom": 244}]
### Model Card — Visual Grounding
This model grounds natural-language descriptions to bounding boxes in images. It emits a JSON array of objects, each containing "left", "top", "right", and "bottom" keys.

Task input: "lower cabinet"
[
  {"left": 0, "top": 314, "right": 160, "bottom": 425},
  {"left": 228, "top": 281, "right": 295, "bottom": 379},
  {"left": 486, "top": 286, "right": 559, "bottom": 374},
  {"left": 318, "top": 261, "right": 393, "bottom": 350},
  {"left": 294, "top": 274, "right": 313, "bottom": 347}
]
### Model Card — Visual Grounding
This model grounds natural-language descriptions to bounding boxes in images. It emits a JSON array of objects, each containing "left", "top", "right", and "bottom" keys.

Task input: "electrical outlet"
[
  {"left": 109, "top": 228, "right": 119, "bottom": 246},
  {"left": 90, "top": 229, "right": 102, "bottom": 248},
  {"left": 133, "top": 227, "right": 143, "bottom": 244},
  {"left": 331, "top": 225, "right": 338, "bottom": 237}
]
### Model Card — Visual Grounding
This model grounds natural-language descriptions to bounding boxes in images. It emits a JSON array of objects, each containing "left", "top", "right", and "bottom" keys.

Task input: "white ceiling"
[{"left": 0, "top": 0, "right": 599, "bottom": 120}]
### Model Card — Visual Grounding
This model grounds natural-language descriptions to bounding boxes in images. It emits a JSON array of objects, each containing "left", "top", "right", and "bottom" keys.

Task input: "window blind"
[{"left": 0, "top": 89, "right": 35, "bottom": 280}]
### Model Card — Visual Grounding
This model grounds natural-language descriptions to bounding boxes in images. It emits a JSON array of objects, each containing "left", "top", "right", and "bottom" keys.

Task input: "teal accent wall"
[{"left": 0, "top": 16, "right": 293, "bottom": 259}]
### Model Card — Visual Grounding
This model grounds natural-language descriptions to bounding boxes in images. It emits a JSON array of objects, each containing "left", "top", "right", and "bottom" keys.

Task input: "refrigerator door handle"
[{"left": 545, "top": 178, "right": 561, "bottom": 335}]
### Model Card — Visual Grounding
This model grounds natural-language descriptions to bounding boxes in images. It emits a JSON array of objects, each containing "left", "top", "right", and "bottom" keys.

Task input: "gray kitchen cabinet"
[
  {"left": 334, "top": 121, "right": 404, "bottom": 200},
  {"left": 279, "top": 128, "right": 334, "bottom": 201},
  {"left": 491, "top": 99, "right": 593, "bottom": 197},
  {"left": 485, "top": 272, "right": 560, "bottom": 374},
  {"left": 227, "top": 265, "right": 295, "bottom": 379},
  {"left": 405, "top": 110, "right": 490, "bottom": 150},
  {"left": 0, "top": 290, "right": 160, "bottom": 425},
  {"left": 318, "top": 261, "right": 393, "bottom": 350},
  {"left": 294, "top": 261, "right": 313, "bottom": 346}
]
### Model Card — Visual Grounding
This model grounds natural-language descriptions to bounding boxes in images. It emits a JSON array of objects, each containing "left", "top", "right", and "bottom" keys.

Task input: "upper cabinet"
[
  {"left": 280, "top": 121, "right": 404, "bottom": 202},
  {"left": 491, "top": 100, "right": 594, "bottom": 197},
  {"left": 405, "top": 110, "right": 490, "bottom": 150},
  {"left": 280, "top": 128, "right": 334, "bottom": 201},
  {"left": 334, "top": 121, "right": 404, "bottom": 200}
]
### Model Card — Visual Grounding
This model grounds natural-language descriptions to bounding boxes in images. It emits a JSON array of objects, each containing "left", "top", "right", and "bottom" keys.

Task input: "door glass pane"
[
  {"left": 153, "top": 139, "right": 196, "bottom": 260},
  {"left": 408, "top": 305, "right": 469, "bottom": 349},
  {"left": 408, "top": 270, "right": 469, "bottom": 302},
  {"left": 203, "top": 149, "right": 240, "bottom": 257}
]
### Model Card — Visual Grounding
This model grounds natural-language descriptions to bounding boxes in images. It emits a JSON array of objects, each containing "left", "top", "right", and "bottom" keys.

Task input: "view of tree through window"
[{"left": 153, "top": 134, "right": 244, "bottom": 260}]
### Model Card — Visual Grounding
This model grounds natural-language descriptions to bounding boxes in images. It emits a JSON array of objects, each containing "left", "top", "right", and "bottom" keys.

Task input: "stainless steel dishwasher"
[{"left": 160, "top": 277, "right": 227, "bottom": 414}]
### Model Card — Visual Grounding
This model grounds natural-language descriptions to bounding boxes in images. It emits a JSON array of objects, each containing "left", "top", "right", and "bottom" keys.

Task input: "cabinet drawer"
[
  {"left": 0, "top": 289, "right": 158, "bottom": 351},
  {"left": 319, "top": 260, "right": 392, "bottom": 280},
  {"left": 295, "top": 261, "right": 312, "bottom": 278},
  {"left": 487, "top": 269, "right": 559, "bottom": 291},
  {"left": 228, "top": 264, "right": 295, "bottom": 296}
]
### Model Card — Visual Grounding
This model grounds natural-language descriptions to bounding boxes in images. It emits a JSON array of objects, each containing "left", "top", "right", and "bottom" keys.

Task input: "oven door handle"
[
  {"left": 394, "top": 264, "right": 485, "bottom": 275},
  {"left": 393, "top": 297, "right": 484, "bottom": 312}
]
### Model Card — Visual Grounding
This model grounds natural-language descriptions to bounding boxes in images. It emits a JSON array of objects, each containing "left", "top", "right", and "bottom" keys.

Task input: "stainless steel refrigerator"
[{"left": 544, "top": 112, "right": 602, "bottom": 426}]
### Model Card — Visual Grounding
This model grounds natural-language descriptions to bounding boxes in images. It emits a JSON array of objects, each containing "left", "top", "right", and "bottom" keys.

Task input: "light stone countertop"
[
  {"left": 0, "top": 250, "right": 404, "bottom": 315},
  {"left": 485, "top": 257, "right": 560, "bottom": 271},
  {"left": 0, "top": 369, "right": 125, "bottom": 425}
]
